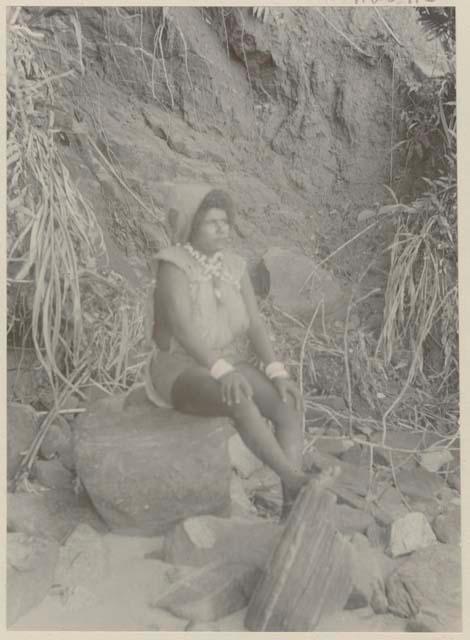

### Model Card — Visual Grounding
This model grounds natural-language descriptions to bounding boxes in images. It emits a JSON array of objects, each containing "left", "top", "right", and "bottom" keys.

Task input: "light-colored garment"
[{"left": 144, "top": 245, "right": 251, "bottom": 407}]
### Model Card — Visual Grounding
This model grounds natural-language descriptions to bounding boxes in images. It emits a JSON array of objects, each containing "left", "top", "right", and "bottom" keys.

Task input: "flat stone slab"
[
  {"left": 245, "top": 481, "right": 353, "bottom": 631},
  {"left": 154, "top": 562, "right": 260, "bottom": 622}
]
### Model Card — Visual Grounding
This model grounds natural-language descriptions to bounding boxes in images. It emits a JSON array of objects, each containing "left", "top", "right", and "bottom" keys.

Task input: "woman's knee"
[
  {"left": 229, "top": 394, "right": 261, "bottom": 421},
  {"left": 270, "top": 397, "right": 302, "bottom": 429}
]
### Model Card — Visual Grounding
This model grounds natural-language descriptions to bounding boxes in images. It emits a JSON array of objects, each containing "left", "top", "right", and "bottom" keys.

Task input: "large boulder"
[
  {"left": 7, "top": 403, "right": 38, "bottom": 481},
  {"left": 258, "top": 248, "right": 348, "bottom": 322},
  {"left": 386, "top": 544, "right": 461, "bottom": 631},
  {"left": 7, "top": 532, "right": 60, "bottom": 626},
  {"left": 72, "top": 396, "right": 233, "bottom": 535}
]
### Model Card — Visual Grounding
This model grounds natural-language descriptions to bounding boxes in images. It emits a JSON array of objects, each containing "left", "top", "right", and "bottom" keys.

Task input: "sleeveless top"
[{"left": 144, "top": 245, "right": 251, "bottom": 408}]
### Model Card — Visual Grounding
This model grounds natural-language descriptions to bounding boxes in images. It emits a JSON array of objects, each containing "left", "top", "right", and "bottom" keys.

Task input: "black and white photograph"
[{"left": 5, "top": 2, "right": 462, "bottom": 632}]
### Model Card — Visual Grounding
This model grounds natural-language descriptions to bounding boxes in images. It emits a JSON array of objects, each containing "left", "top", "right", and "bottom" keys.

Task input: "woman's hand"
[
  {"left": 272, "top": 378, "right": 303, "bottom": 412},
  {"left": 220, "top": 371, "right": 253, "bottom": 405}
]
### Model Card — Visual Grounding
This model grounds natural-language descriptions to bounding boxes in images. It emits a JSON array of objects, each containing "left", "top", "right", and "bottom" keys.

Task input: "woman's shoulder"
[{"left": 154, "top": 245, "right": 194, "bottom": 275}]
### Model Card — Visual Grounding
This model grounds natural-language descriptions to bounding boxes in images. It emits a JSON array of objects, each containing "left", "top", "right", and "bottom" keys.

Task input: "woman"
[{"left": 146, "top": 184, "right": 315, "bottom": 516}]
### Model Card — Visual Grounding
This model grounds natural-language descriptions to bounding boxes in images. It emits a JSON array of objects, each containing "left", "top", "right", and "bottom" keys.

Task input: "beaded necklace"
[{"left": 176, "top": 242, "right": 240, "bottom": 300}]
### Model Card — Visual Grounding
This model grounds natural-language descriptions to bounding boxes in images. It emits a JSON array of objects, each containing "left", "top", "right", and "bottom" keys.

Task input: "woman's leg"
[
  {"left": 171, "top": 367, "right": 309, "bottom": 495},
  {"left": 235, "top": 363, "right": 304, "bottom": 515}
]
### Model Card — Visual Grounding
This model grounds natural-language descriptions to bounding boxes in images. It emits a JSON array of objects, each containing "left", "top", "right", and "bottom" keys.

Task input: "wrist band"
[
  {"left": 265, "top": 361, "right": 289, "bottom": 380},
  {"left": 210, "top": 358, "right": 235, "bottom": 380}
]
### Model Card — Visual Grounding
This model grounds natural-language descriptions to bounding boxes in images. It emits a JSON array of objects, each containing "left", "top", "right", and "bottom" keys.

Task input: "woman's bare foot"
[{"left": 280, "top": 465, "right": 342, "bottom": 521}]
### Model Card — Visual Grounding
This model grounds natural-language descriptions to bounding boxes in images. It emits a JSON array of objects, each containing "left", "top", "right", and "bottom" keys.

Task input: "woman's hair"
[{"left": 189, "top": 189, "right": 235, "bottom": 240}]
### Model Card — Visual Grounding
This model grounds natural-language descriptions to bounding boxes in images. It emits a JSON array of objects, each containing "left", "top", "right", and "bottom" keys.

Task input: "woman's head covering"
[{"left": 163, "top": 183, "right": 235, "bottom": 245}]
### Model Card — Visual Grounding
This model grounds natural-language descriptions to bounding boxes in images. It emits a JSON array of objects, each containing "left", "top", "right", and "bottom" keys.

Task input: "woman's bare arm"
[
  {"left": 156, "top": 262, "right": 219, "bottom": 369},
  {"left": 240, "top": 270, "right": 277, "bottom": 365}
]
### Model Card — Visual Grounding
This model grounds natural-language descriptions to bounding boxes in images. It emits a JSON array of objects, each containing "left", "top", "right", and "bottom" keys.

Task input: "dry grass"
[{"left": 7, "top": 13, "right": 149, "bottom": 410}]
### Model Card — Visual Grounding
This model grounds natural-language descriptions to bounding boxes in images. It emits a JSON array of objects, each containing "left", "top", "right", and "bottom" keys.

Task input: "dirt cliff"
[{"left": 16, "top": 6, "right": 446, "bottom": 280}]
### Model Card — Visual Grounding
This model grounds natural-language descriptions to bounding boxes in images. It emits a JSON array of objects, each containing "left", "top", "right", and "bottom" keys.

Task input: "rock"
[
  {"left": 40, "top": 418, "right": 75, "bottom": 471},
  {"left": 304, "top": 449, "right": 370, "bottom": 497},
  {"left": 187, "top": 607, "right": 247, "bottom": 631},
  {"left": 387, "top": 512, "right": 437, "bottom": 557},
  {"left": 371, "top": 430, "right": 428, "bottom": 468},
  {"left": 432, "top": 508, "right": 461, "bottom": 545},
  {"left": 376, "top": 486, "right": 409, "bottom": 520},
  {"left": 313, "top": 437, "right": 355, "bottom": 458},
  {"left": 162, "top": 515, "right": 282, "bottom": 568},
  {"left": 7, "top": 488, "right": 107, "bottom": 543},
  {"left": 447, "top": 469, "right": 460, "bottom": 492},
  {"left": 7, "top": 403, "right": 38, "bottom": 480},
  {"left": 245, "top": 483, "right": 353, "bottom": 631},
  {"left": 419, "top": 448, "right": 453, "bottom": 472},
  {"left": 260, "top": 247, "right": 347, "bottom": 322},
  {"left": 54, "top": 524, "right": 109, "bottom": 589},
  {"left": 230, "top": 472, "right": 257, "bottom": 517},
  {"left": 228, "top": 433, "right": 263, "bottom": 478},
  {"left": 154, "top": 562, "right": 261, "bottom": 622},
  {"left": 146, "top": 609, "right": 188, "bottom": 631},
  {"left": 33, "top": 459, "right": 74, "bottom": 490},
  {"left": 341, "top": 444, "right": 369, "bottom": 466},
  {"left": 73, "top": 396, "right": 232, "bottom": 534},
  {"left": 315, "top": 607, "right": 407, "bottom": 631},
  {"left": 386, "top": 544, "right": 461, "bottom": 631},
  {"left": 366, "top": 521, "right": 389, "bottom": 549},
  {"left": 7, "top": 532, "right": 60, "bottom": 626},
  {"left": 346, "top": 537, "right": 388, "bottom": 613},
  {"left": 334, "top": 504, "right": 375, "bottom": 535},
  {"left": 395, "top": 466, "right": 446, "bottom": 501}
]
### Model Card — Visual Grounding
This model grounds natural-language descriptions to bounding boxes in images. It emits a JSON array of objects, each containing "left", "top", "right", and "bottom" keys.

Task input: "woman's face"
[{"left": 190, "top": 208, "right": 230, "bottom": 254}]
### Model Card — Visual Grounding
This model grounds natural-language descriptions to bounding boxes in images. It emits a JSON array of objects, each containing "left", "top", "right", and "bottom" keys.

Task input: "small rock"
[
  {"left": 7, "top": 403, "right": 38, "bottom": 481},
  {"left": 230, "top": 472, "right": 257, "bottom": 517},
  {"left": 228, "top": 433, "right": 263, "bottom": 478},
  {"left": 8, "top": 488, "right": 106, "bottom": 544},
  {"left": 54, "top": 524, "right": 109, "bottom": 589},
  {"left": 419, "top": 448, "right": 453, "bottom": 472},
  {"left": 346, "top": 540, "right": 388, "bottom": 613},
  {"left": 314, "top": 437, "right": 355, "bottom": 458},
  {"left": 154, "top": 562, "right": 260, "bottom": 622},
  {"left": 447, "top": 469, "right": 461, "bottom": 492},
  {"left": 388, "top": 512, "right": 437, "bottom": 557},
  {"left": 395, "top": 466, "right": 446, "bottom": 501},
  {"left": 146, "top": 608, "right": 188, "bottom": 631},
  {"left": 334, "top": 504, "right": 374, "bottom": 535},
  {"left": 432, "top": 508, "right": 461, "bottom": 545},
  {"left": 376, "top": 486, "right": 409, "bottom": 520},
  {"left": 33, "top": 459, "right": 74, "bottom": 490},
  {"left": 386, "top": 543, "right": 461, "bottom": 631},
  {"left": 341, "top": 444, "right": 369, "bottom": 466},
  {"left": 7, "top": 533, "right": 59, "bottom": 626},
  {"left": 40, "top": 419, "right": 75, "bottom": 471},
  {"left": 371, "top": 430, "right": 424, "bottom": 468},
  {"left": 162, "top": 515, "right": 282, "bottom": 568},
  {"left": 316, "top": 606, "right": 407, "bottom": 631},
  {"left": 366, "top": 522, "right": 389, "bottom": 549},
  {"left": 187, "top": 606, "right": 247, "bottom": 631}
]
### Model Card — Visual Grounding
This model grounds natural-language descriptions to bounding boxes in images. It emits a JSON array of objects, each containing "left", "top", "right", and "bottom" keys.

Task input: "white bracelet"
[
  {"left": 210, "top": 358, "right": 235, "bottom": 380},
  {"left": 265, "top": 361, "right": 289, "bottom": 380}
]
